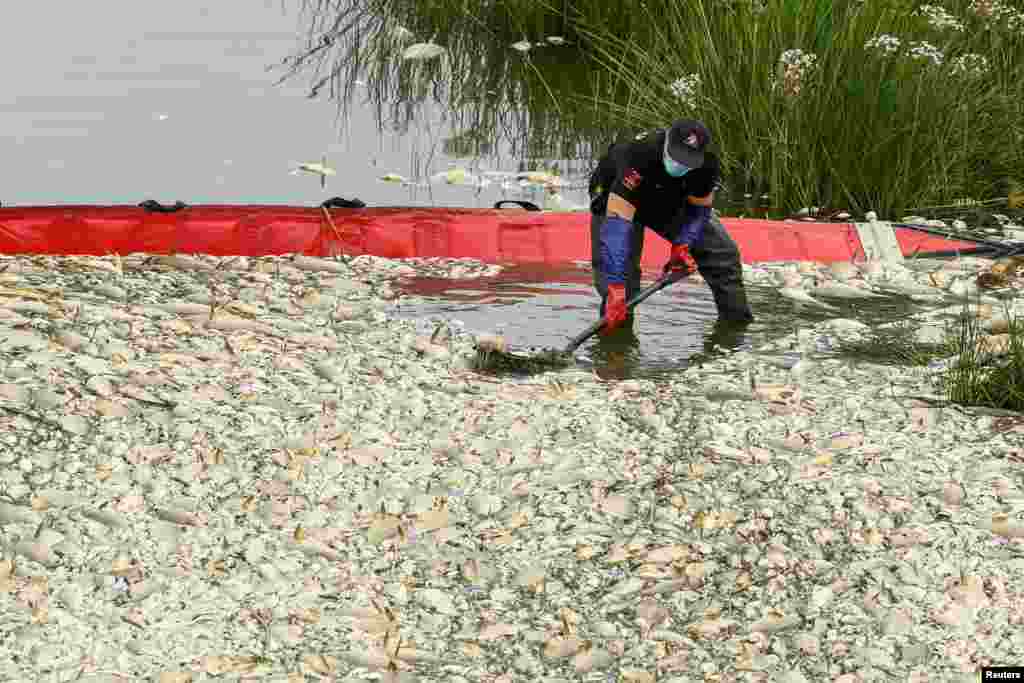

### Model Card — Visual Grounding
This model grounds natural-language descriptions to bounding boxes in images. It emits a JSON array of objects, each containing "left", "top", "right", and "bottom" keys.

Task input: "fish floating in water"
[
  {"left": 828, "top": 261, "right": 858, "bottom": 281},
  {"left": 516, "top": 171, "right": 563, "bottom": 187},
  {"left": 778, "top": 287, "right": 839, "bottom": 310},
  {"left": 873, "top": 281, "right": 943, "bottom": 298},
  {"left": 290, "top": 155, "right": 336, "bottom": 189},
  {"left": 378, "top": 173, "right": 426, "bottom": 188},
  {"left": 430, "top": 168, "right": 483, "bottom": 186},
  {"left": 811, "top": 280, "right": 883, "bottom": 300},
  {"left": 402, "top": 39, "right": 446, "bottom": 61}
]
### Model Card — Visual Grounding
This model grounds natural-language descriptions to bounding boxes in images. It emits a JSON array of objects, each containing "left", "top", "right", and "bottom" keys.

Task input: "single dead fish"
[
  {"left": 402, "top": 40, "right": 446, "bottom": 60},
  {"left": 778, "top": 287, "right": 838, "bottom": 310},
  {"left": 812, "top": 280, "right": 883, "bottom": 299},
  {"left": 290, "top": 155, "right": 336, "bottom": 189},
  {"left": 874, "top": 281, "right": 942, "bottom": 298}
]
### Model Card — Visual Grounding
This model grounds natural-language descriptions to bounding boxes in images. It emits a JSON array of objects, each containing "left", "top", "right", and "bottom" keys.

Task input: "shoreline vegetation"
[{"left": 274, "top": 0, "right": 1023, "bottom": 220}]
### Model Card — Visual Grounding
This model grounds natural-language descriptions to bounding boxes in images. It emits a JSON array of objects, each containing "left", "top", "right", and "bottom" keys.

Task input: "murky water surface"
[{"left": 389, "top": 263, "right": 925, "bottom": 379}]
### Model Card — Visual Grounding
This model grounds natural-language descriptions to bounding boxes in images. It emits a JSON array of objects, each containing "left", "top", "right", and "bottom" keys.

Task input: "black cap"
[{"left": 666, "top": 119, "right": 712, "bottom": 169}]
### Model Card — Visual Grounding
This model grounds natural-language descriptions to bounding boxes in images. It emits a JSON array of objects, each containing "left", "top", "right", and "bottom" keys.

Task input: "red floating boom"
[{"left": 0, "top": 204, "right": 985, "bottom": 264}]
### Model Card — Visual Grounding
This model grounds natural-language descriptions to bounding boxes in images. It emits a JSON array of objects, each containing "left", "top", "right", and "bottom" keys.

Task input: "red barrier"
[{"left": 0, "top": 205, "right": 983, "bottom": 264}]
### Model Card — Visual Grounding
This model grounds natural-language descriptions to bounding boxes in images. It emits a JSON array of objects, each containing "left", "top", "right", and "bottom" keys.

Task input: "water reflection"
[
  {"left": 580, "top": 314, "right": 754, "bottom": 379},
  {"left": 587, "top": 327, "right": 642, "bottom": 381}
]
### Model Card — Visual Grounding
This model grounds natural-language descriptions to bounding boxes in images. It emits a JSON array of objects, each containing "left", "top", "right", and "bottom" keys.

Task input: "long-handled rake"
[{"left": 473, "top": 270, "right": 686, "bottom": 374}]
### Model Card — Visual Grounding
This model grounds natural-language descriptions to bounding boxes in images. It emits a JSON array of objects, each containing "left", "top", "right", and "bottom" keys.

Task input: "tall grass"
[
  {"left": 576, "top": 0, "right": 1024, "bottom": 216},
  {"left": 274, "top": 0, "right": 1024, "bottom": 214},
  {"left": 939, "top": 301, "right": 1024, "bottom": 411},
  {"left": 832, "top": 299, "right": 1024, "bottom": 413},
  {"left": 272, "top": 0, "right": 620, "bottom": 167}
]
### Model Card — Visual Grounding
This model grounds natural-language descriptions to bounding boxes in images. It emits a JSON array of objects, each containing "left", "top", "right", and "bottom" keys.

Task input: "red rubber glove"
[
  {"left": 664, "top": 243, "right": 697, "bottom": 277},
  {"left": 600, "top": 283, "right": 628, "bottom": 335}
]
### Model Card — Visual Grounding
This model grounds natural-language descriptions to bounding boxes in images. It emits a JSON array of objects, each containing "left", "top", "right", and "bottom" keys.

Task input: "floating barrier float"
[{"left": 0, "top": 198, "right": 1002, "bottom": 265}]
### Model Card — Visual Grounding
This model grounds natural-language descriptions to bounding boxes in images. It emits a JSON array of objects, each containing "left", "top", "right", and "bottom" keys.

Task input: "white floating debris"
[
  {"left": 402, "top": 41, "right": 446, "bottom": 61},
  {"left": 516, "top": 170, "right": 561, "bottom": 187},
  {"left": 295, "top": 161, "right": 335, "bottom": 177},
  {"left": 829, "top": 262, "right": 858, "bottom": 281},
  {"left": 778, "top": 286, "right": 839, "bottom": 310},
  {"left": 481, "top": 170, "right": 517, "bottom": 179},
  {"left": 511, "top": 40, "right": 532, "bottom": 52},
  {"left": 823, "top": 318, "right": 869, "bottom": 335},
  {"left": 812, "top": 280, "right": 883, "bottom": 299},
  {"left": 429, "top": 167, "right": 479, "bottom": 186},
  {"left": 290, "top": 155, "right": 336, "bottom": 188}
]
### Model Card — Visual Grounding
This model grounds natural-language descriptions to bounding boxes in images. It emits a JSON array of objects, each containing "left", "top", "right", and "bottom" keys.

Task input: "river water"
[
  {"left": 389, "top": 263, "right": 925, "bottom": 379},
  {"left": 2, "top": 0, "right": 560, "bottom": 210}
]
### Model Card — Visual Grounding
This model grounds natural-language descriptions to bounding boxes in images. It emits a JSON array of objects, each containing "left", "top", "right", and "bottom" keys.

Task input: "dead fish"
[
  {"left": 777, "top": 271, "right": 803, "bottom": 288},
  {"left": 874, "top": 281, "right": 940, "bottom": 298},
  {"left": 929, "top": 271, "right": 952, "bottom": 289},
  {"left": 828, "top": 262, "right": 858, "bottom": 281},
  {"left": 858, "top": 261, "right": 886, "bottom": 280},
  {"left": 796, "top": 261, "right": 819, "bottom": 275},
  {"left": 811, "top": 280, "right": 883, "bottom": 299},
  {"left": 948, "top": 278, "right": 979, "bottom": 298},
  {"left": 290, "top": 155, "right": 336, "bottom": 189},
  {"left": 778, "top": 287, "right": 839, "bottom": 310},
  {"left": 977, "top": 271, "right": 1010, "bottom": 290}
]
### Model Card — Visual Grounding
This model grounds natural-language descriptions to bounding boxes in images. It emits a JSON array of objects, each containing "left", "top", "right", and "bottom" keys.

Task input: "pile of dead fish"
[
  {"left": 1, "top": 249, "right": 1023, "bottom": 683},
  {"left": 739, "top": 254, "right": 1024, "bottom": 354}
]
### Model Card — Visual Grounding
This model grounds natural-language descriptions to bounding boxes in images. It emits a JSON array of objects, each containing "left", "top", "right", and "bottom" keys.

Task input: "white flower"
[
  {"left": 669, "top": 73, "right": 702, "bottom": 109},
  {"left": 864, "top": 33, "right": 902, "bottom": 54},
  {"left": 779, "top": 48, "right": 818, "bottom": 69},
  {"left": 949, "top": 52, "right": 991, "bottom": 77},
  {"left": 906, "top": 40, "right": 945, "bottom": 66},
  {"left": 915, "top": 4, "right": 966, "bottom": 32}
]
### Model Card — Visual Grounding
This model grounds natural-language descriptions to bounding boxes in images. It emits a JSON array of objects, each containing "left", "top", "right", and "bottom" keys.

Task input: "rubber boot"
[{"left": 689, "top": 212, "right": 755, "bottom": 323}]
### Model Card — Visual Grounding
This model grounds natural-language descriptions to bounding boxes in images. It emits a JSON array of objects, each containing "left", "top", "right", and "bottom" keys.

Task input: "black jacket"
[{"left": 589, "top": 127, "right": 720, "bottom": 230}]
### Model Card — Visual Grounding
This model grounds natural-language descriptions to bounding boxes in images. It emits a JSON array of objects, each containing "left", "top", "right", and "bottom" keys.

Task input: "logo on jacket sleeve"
[{"left": 622, "top": 169, "right": 642, "bottom": 191}]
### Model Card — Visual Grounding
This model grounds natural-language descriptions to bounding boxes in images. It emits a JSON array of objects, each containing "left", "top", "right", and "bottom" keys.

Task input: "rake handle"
[{"left": 563, "top": 272, "right": 685, "bottom": 354}]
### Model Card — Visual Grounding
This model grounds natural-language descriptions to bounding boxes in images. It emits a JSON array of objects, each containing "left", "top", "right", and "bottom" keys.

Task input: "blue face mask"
[{"left": 663, "top": 135, "right": 691, "bottom": 177}]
